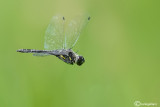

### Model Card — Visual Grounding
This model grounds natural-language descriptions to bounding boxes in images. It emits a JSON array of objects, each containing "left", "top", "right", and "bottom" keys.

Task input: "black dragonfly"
[{"left": 17, "top": 15, "right": 91, "bottom": 66}]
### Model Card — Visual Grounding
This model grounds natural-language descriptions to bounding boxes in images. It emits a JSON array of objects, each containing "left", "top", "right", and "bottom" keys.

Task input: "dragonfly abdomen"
[{"left": 17, "top": 49, "right": 47, "bottom": 53}]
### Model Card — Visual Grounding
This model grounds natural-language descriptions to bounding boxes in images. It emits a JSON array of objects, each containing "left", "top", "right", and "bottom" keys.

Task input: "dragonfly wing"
[
  {"left": 44, "top": 15, "right": 65, "bottom": 50},
  {"left": 64, "top": 15, "right": 90, "bottom": 49}
]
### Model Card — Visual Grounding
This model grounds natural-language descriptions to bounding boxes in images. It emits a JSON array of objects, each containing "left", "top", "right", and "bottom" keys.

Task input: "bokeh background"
[{"left": 0, "top": 0, "right": 160, "bottom": 107}]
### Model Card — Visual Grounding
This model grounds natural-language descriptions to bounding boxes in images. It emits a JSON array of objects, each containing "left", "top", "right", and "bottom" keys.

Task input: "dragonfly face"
[
  {"left": 77, "top": 56, "right": 85, "bottom": 66},
  {"left": 17, "top": 15, "right": 90, "bottom": 66}
]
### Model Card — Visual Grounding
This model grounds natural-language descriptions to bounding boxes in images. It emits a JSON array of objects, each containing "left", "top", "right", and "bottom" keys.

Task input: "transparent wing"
[
  {"left": 44, "top": 15, "right": 65, "bottom": 50},
  {"left": 33, "top": 53, "right": 50, "bottom": 57},
  {"left": 64, "top": 15, "right": 90, "bottom": 49}
]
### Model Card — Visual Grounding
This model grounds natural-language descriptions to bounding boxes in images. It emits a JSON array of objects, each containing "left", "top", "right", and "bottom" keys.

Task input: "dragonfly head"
[{"left": 76, "top": 56, "right": 85, "bottom": 66}]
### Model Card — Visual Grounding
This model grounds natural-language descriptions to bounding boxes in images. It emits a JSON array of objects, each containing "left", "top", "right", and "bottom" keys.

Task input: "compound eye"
[{"left": 77, "top": 56, "right": 85, "bottom": 66}]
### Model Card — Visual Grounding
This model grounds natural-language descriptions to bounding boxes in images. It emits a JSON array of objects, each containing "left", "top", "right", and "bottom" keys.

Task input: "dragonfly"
[{"left": 17, "top": 15, "right": 90, "bottom": 66}]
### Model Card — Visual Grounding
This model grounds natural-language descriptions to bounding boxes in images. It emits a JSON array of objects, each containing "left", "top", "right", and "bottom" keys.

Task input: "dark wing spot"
[
  {"left": 88, "top": 16, "right": 91, "bottom": 20},
  {"left": 63, "top": 17, "right": 65, "bottom": 20}
]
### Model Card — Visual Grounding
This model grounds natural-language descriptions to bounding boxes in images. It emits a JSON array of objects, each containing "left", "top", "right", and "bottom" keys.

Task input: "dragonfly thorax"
[
  {"left": 55, "top": 49, "right": 85, "bottom": 66},
  {"left": 53, "top": 49, "right": 83, "bottom": 66}
]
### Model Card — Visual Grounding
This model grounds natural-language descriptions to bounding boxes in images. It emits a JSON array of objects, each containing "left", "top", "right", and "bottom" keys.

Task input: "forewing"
[
  {"left": 64, "top": 15, "right": 90, "bottom": 49},
  {"left": 44, "top": 15, "right": 65, "bottom": 50}
]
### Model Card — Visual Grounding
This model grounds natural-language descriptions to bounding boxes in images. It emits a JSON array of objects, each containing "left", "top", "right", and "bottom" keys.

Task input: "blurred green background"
[{"left": 0, "top": 0, "right": 160, "bottom": 107}]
